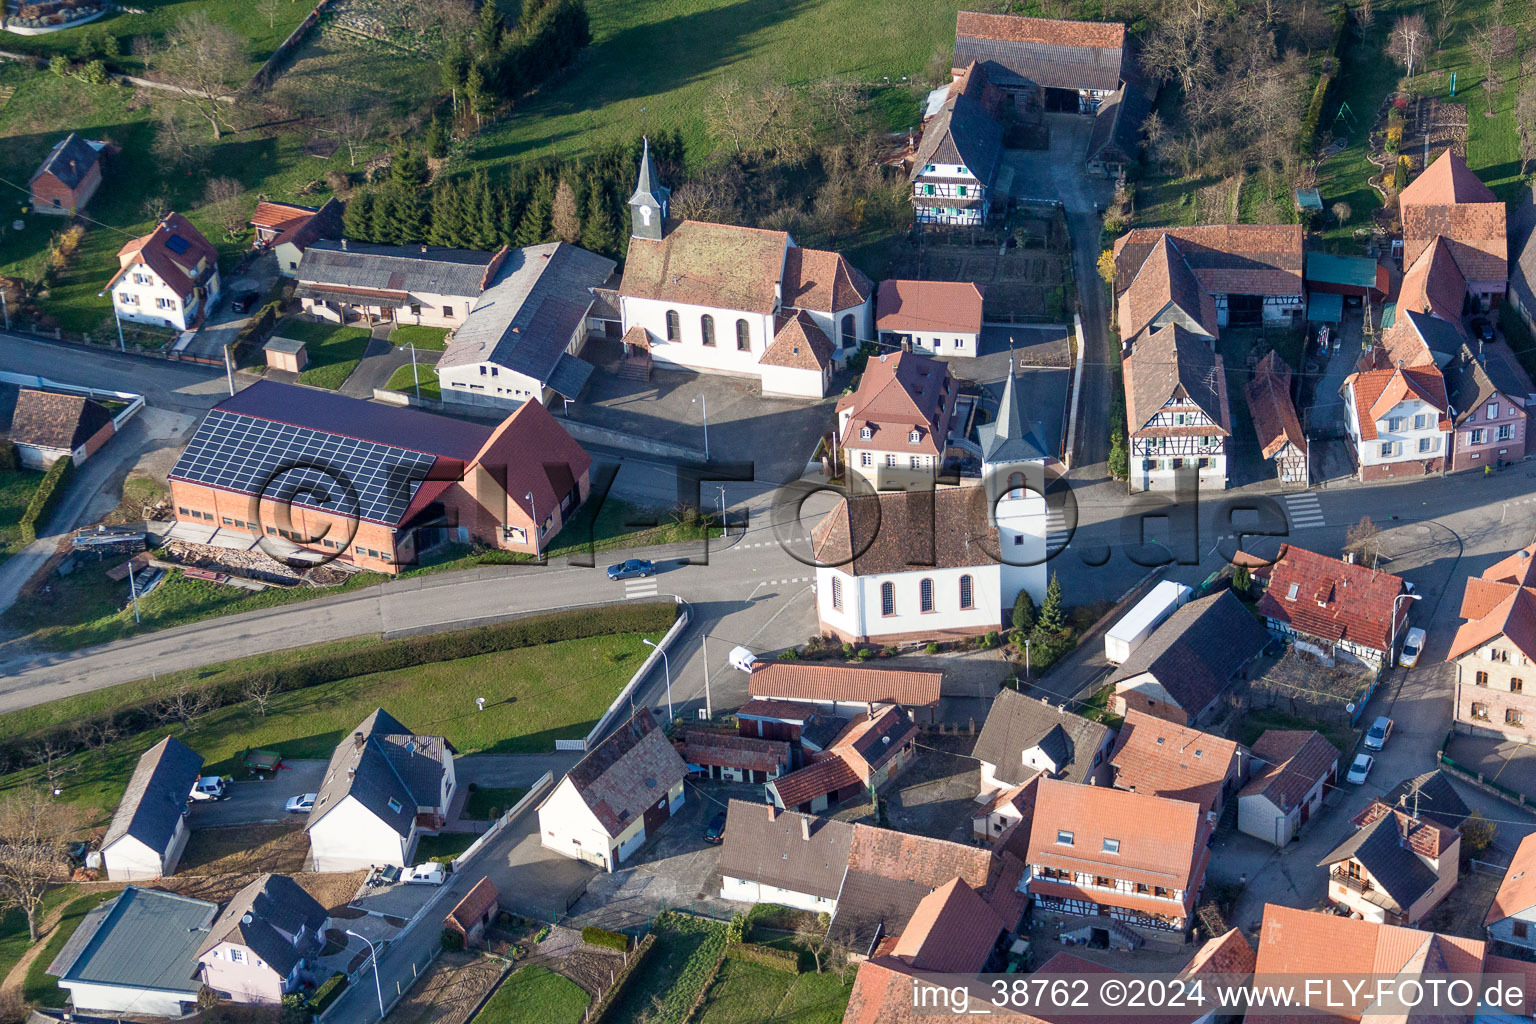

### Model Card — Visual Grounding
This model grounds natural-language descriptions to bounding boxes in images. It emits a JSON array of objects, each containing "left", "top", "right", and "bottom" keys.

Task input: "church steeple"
[{"left": 629, "top": 136, "right": 670, "bottom": 241}]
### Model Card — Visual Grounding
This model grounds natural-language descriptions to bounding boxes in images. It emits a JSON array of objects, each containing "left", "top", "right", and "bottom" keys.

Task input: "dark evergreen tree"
[
  {"left": 384, "top": 149, "right": 430, "bottom": 244},
  {"left": 514, "top": 172, "right": 554, "bottom": 246},
  {"left": 428, "top": 178, "right": 469, "bottom": 247},
  {"left": 1036, "top": 573, "right": 1066, "bottom": 635},
  {"left": 477, "top": 0, "right": 503, "bottom": 57},
  {"left": 425, "top": 117, "right": 448, "bottom": 160},
  {"left": 579, "top": 176, "right": 616, "bottom": 256},
  {"left": 341, "top": 191, "right": 374, "bottom": 241}
]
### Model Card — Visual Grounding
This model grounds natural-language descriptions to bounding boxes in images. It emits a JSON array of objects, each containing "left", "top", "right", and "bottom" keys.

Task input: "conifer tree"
[
  {"left": 1036, "top": 572, "right": 1066, "bottom": 635},
  {"left": 514, "top": 173, "right": 554, "bottom": 247},
  {"left": 341, "top": 191, "right": 374, "bottom": 241},
  {"left": 551, "top": 180, "right": 581, "bottom": 243}
]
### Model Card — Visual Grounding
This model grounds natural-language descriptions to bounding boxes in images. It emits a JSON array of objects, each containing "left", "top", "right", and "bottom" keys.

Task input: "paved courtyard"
[{"left": 188, "top": 759, "right": 327, "bottom": 826}]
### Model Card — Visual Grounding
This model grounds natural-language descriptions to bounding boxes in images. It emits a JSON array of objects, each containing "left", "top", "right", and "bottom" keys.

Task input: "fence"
[
  {"left": 0, "top": 370, "right": 145, "bottom": 429},
  {"left": 244, "top": 0, "right": 339, "bottom": 92},
  {"left": 450, "top": 771, "right": 554, "bottom": 870},
  {"left": 556, "top": 596, "right": 691, "bottom": 751}
]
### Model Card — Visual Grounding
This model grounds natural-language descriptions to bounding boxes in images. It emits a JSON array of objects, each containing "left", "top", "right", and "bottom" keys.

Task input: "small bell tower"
[{"left": 628, "top": 136, "right": 670, "bottom": 241}]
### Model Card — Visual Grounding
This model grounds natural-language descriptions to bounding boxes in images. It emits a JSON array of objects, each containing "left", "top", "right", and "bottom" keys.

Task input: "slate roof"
[
  {"left": 837, "top": 351, "right": 955, "bottom": 456},
  {"left": 1240, "top": 730, "right": 1339, "bottom": 812},
  {"left": 620, "top": 221, "right": 789, "bottom": 314},
  {"left": 1488, "top": 833, "right": 1536, "bottom": 925},
  {"left": 1113, "top": 225, "right": 1304, "bottom": 299},
  {"left": 1244, "top": 352, "right": 1306, "bottom": 460},
  {"left": 971, "top": 688, "right": 1111, "bottom": 786},
  {"left": 7, "top": 389, "right": 112, "bottom": 452},
  {"left": 911, "top": 91, "right": 1004, "bottom": 188},
  {"left": 103, "top": 736, "right": 203, "bottom": 854},
  {"left": 1318, "top": 809, "right": 1443, "bottom": 915},
  {"left": 953, "top": 11, "right": 1126, "bottom": 92},
  {"left": 199, "top": 874, "right": 327, "bottom": 976},
  {"left": 1254, "top": 544, "right": 1408, "bottom": 655},
  {"left": 556, "top": 709, "right": 687, "bottom": 838},
  {"left": 31, "top": 133, "right": 102, "bottom": 190},
  {"left": 437, "top": 242, "right": 616, "bottom": 393},
  {"left": 296, "top": 240, "right": 505, "bottom": 300},
  {"left": 677, "top": 731, "right": 789, "bottom": 774},
  {"left": 978, "top": 365, "right": 1052, "bottom": 463},
  {"left": 811, "top": 487, "right": 998, "bottom": 576},
  {"left": 875, "top": 280, "right": 985, "bottom": 335},
  {"left": 781, "top": 247, "right": 872, "bottom": 313},
  {"left": 1124, "top": 324, "right": 1231, "bottom": 435},
  {"left": 760, "top": 310, "right": 834, "bottom": 370},
  {"left": 1086, "top": 80, "right": 1151, "bottom": 168},
  {"left": 1108, "top": 590, "right": 1267, "bottom": 717},
  {"left": 307, "top": 708, "right": 451, "bottom": 839},
  {"left": 1109, "top": 710, "right": 1240, "bottom": 815},
  {"left": 1381, "top": 769, "right": 1471, "bottom": 831},
  {"left": 748, "top": 663, "right": 942, "bottom": 707},
  {"left": 48, "top": 887, "right": 214, "bottom": 994},
  {"left": 716, "top": 800, "right": 854, "bottom": 900}
]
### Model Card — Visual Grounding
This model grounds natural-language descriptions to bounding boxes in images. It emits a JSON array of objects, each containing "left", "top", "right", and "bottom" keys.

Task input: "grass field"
[
  {"left": 0, "top": 468, "right": 45, "bottom": 564},
  {"left": 279, "top": 319, "right": 374, "bottom": 390},
  {"left": 0, "top": 629, "right": 663, "bottom": 826},
  {"left": 385, "top": 362, "right": 441, "bottom": 401},
  {"left": 22, "top": 891, "right": 116, "bottom": 1007},
  {"left": 474, "top": 966, "right": 589, "bottom": 1024},
  {"left": 280, "top": 23, "right": 445, "bottom": 127},
  {"left": 463, "top": 786, "right": 528, "bottom": 819},
  {"left": 416, "top": 832, "right": 479, "bottom": 863},
  {"left": 462, "top": 0, "right": 962, "bottom": 171},
  {"left": 606, "top": 913, "right": 726, "bottom": 1024},
  {"left": 696, "top": 958, "right": 852, "bottom": 1024},
  {"left": 0, "top": 885, "right": 84, "bottom": 996},
  {"left": 390, "top": 325, "right": 451, "bottom": 351}
]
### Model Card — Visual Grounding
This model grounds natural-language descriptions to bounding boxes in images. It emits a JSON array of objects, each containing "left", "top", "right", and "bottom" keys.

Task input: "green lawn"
[
  {"left": 23, "top": 891, "right": 116, "bottom": 1007},
  {"left": 416, "top": 832, "right": 478, "bottom": 863},
  {"left": 474, "top": 966, "right": 589, "bottom": 1024},
  {"left": 278, "top": 320, "right": 374, "bottom": 390},
  {"left": 390, "top": 325, "right": 451, "bottom": 351},
  {"left": 696, "top": 959, "right": 852, "bottom": 1024},
  {"left": 385, "top": 362, "right": 441, "bottom": 401},
  {"left": 1236, "top": 707, "right": 1355, "bottom": 762},
  {"left": 0, "top": 468, "right": 45, "bottom": 563},
  {"left": 606, "top": 914, "right": 726, "bottom": 1024},
  {"left": 463, "top": 786, "right": 528, "bottom": 820},
  {"left": 542, "top": 499, "right": 720, "bottom": 560},
  {"left": 0, "top": 628, "right": 662, "bottom": 826},
  {"left": 462, "top": 0, "right": 957, "bottom": 171},
  {"left": 0, "top": 885, "right": 85, "bottom": 996}
]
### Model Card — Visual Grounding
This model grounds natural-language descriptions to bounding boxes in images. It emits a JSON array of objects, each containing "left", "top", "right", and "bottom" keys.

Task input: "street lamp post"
[
  {"left": 692, "top": 393, "right": 709, "bottom": 461},
  {"left": 96, "top": 291, "right": 125, "bottom": 352},
  {"left": 346, "top": 930, "right": 385, "bottom": 1019},
  {"left": 408, "top": 342, "right": 420, "bottom": 402},
  {"left": 642, "top": 638, "right": 673, "bottom": 722},
  {"left": 525, "top": 491, "right": 539, "bottom": 559},
  {"left": 126, "top": 559, "right": 141, "bottom": 624},
  {"left": 1389, "top": 592, "right": 1422, "bottom": 667}
]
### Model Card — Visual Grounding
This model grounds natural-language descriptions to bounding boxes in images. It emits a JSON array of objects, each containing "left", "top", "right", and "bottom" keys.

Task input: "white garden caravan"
[{"left": 1104, "top": 581, "right": 1192, "bottom": 665}]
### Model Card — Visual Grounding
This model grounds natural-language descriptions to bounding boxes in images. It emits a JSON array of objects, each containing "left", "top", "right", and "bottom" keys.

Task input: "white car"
[
  {"left": 1346, "top": 753, "right": 1375, "bottom": 785},
  {"left": 190, "top": 776, "right": 227, "bottom": 802},
  {"left": 285, "top": 793, "right": 316, "bottom": 814},
  {"left": 402, "top": 863, "right": 446, "bottom": 886},
  {"left": 1400, "top": 627, "right": 1427, "bottom": 668},
  {"left": 1363, "top": 716, "right": 1393, "bottom": 752}
]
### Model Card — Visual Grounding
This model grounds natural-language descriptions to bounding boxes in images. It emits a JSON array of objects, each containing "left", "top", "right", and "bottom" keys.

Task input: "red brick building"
[
  {"left": 168, "top": 381, "right": 590, "bottom": 574},
  {"left": 29, "top": 133, "right": 104, "bottom": 216}
]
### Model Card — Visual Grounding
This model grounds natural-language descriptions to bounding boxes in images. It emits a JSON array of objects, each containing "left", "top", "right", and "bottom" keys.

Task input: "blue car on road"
[{"left": 607, "top": 559, "right": 655, "bottom": 581}]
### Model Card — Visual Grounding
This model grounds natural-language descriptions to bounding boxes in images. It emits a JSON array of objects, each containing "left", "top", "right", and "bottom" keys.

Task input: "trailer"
[{"left": 1104, "top": 581, "right": 1192, "bottom": 665}]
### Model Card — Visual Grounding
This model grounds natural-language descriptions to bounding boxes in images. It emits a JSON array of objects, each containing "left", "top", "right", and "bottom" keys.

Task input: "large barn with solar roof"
[{"left": 168, "top": 381, "right": 591, "bottom": 573}]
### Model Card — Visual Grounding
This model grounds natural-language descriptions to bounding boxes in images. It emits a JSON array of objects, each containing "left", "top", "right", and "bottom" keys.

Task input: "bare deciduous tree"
[
  {"left": 1516, "top": 76, "right": 1536, "bottom": 173},
  {"left": 551, "top": 181, "right": 581, "bottom": 244},
  {"left": 203, "top": 176, "right": 247, "bottom": 239},
  {"left": 1359, "top": 0, "right": 1375, "bottom": 25},
  {"left": 704, "top": 78, "right": 761, "bottom": 155},
  {"left": 1345, "top": 516, "right": 1385, "bottom": 568},
  {"left": 1331, "top": 201, "right": 1352, "bottom": 223},
  {"left": 142, "top": 13, "right": 248, "bottom": 140},
  {"left": 1432, "top": 0, "right": 1460, "bottom": 48},
  {"left": 71, "top": 719, "right": 122, "bottom": 753},
  {"left": 155, "top": 684, "right": 213, "bottom": 728},
  {"left": 1387, "top": 14, "right": 1429, "bottom": 79},
  {"left": 0, "top": 789, "right": 82, "bottom": 941},
  {"left": 1471, "top": 16, "right": 1503, "bottom": 111},
  {"left": 241, "top": 675, "right": 278, "bottom": 717},
  {"left": 331, "top": 103, "right": 379, "bottom": 168},
  {"left": 256, "top": 0, "right": 284, "bottom": 29},
  {"left": 30, "top": 740, "right": 78, "bottom": 796}
]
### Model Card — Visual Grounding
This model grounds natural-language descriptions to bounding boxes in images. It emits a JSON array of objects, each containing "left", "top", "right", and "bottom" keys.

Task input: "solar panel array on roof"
[
  {"left": 171, "top": 409, "right": 438, "bottom": 526},
  {"left": 165, "top": 234, "right": 190, "bottom": 255}
]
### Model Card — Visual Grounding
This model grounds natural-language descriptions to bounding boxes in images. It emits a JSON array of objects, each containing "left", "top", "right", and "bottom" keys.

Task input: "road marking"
[
  {"left": 1047, "top": 509, "right": 1071, "bottom": 552},
  {"left": 625, "top": 580, "right": 659, "bottom": 599},
  {"left": 1283, "top": 492, "right": 1325, "bottom": 528}
]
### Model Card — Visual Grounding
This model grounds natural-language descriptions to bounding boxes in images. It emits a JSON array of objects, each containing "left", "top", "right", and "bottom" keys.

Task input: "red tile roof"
[
  {"left": 1400, "top": 151, "right": 1507, "bottom": 283},
  {"left": 1028, "top": 778, "right": 1208, "bottom": 898},
  {"left": 875, "top": 280, "right": 985, "bottom": 335},
  {"left": 1240, "top": 729, "right": 1339, "bottom": 811},
  {"left": 444, "top": 877, "right": 499, "bottom": 933},
  {"left": 1116, "top": 234, "right": 1218, "bottom": 341},
  {"left": 676, "top": 731, "right": 789, "bottom": 774},
  {"left": 760, "top": 310, "right": 833, "bottom": 370},
  {"left": 1489, "top": 834, "right": 1536, "bottom": 925},
  {"left": 110, "top": 212, "right": 218, "bottom": 298},
  {"left": 1181, "top": 928, "right": 1255, "bottom": 977},
  {"left": 1449, "top": 543, "right": 1536, "bottom": 663},
  {"left": 557, "top": 709, "right": 688, "bottom": 838},
  {"left": 748, "top": 663, "right": 942, "bottom": 706},
  {"left": 891, "top": 877, "right": 1005, "bottom": 973},
  {"left": 1109, "top": 710, "right": 1240, "bottom": 816},
  {"left": 1343, "top": 365, "right": 1452, "bottom": 442},
  {"left": 734, "top": 698, "right": 822, "bottom": 722},
  {"left": 837, "top": 350, "right": 955, "bottom": 455},
  {"left": 1114, "top": 225, "right": 1304, "bottom": 299},
  {"left": 782, "top": 247, "right": 872, "bottom": 313},
  {"left": 1351, "top": 799, "right": 1459, "bottom": 859},
  {"left": 810, "top": 488, "right": 999, "bottom": 576},
  {"left": 955, "top": 10, "right": 1124, "bottom": 48},
  {"left": 768, "top": 753, "right": 861, "bottom": 808},
  {"left": 250, "top": 201, "right": 316, "bottom": 232},
  {"left": 620, "top": 221, "right": 789, "bottom": 313},
  {"left": 1253, "top": 544, "right": 1408, "bottom": 655},
  {"left": 1244, "top": 351, "right": 1306, "bottom": 460},
  {"left": 848, "top": 821, "right": 994, "bottom": 890}
]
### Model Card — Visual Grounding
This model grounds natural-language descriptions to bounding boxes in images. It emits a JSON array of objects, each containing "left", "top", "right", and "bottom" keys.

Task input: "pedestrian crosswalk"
[
  {"left": 1046, "top": 508, "right": 1071, "bottom": 553},
  {"left": 624, "top": 578, "right": 659, "bottom": 600},
  {"left": 1283, "top": 492, "right": 1325, "bottom": 529}
]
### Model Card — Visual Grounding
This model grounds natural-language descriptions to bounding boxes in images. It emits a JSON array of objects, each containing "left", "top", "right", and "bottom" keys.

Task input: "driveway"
[
  {"left": 457, "top": 752, "right": 582, "bottom": 789},
  {"left": 477, "top": 801, "right": 599, "bottom": 923},
  {"left": 175, "top": 252, "right": 282, "bottom": 363},
  {"left": 189, "top": 759, "right": 327, "bottom": 826}
]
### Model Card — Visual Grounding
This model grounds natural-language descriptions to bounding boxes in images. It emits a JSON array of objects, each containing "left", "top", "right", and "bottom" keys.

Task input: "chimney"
[
  {"left": 420, "top": 245, "right": 428, "bottom": 254},
  {"left": 353, "top": 731, "right": 365, "bottom": 750},
  {"left": 801, "top": 816, "right": 811, "bottom": 841},
  {"left": 340, "top": 238, "right": 348, "bottom": 251}
]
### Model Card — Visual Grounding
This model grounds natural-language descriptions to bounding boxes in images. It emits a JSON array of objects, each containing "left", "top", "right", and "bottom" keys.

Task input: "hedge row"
[
  {"left": 590, "top": 933, "right": 655, "bottom": 1023},
  {"left": 230, "top": 300, "right": 281, "bottom": 360},
  {"left": 582, "top": 925, "right": 629, "bottom": 952},
  {"left": 19, "top": 456, "right": 73, "bottom": 545},
  {"left": 725, "top": 941, "right": 800, "bottom": 974},
  {"left": 1297, "top": 9, "right": 1351, "bottom": 156},
  {"left": 0, "top": 601, "right": 676, "bottom": 773},
  {"left": 308, "top": 973, "right": 348, "bottom": 1014}
]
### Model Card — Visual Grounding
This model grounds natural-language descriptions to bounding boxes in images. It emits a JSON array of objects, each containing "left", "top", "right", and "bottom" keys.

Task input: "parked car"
[
  {"left": 230, "top": 292, "right": 260, "bottom": 314},
  {"left": 189, "top": 776, "right": 228, "bottom": 802},
  {"left": 1363, "top": 716, "right": 1394, "bottom": 752},
  {"left": 704, "top": 812, "right": 727, "bottom": 844},
  {"left": 607, "top": 559, "right": 655, "bottom": 581},
  {"left": 285, "top": 793, "right": 316, "bottom": 814},
  {"left": 1400, "top": 627, "right": 1426, "bottom": 668},
  {"left": 728, "top": 646, "right": 757, "bottom": 672},
  {"left": 402, "top": 863, "right": 446, "bottom": 885},
  {"left": 1470, "top": 317, "right": 1496, "bottom": 342},
  {"left": 1346, "top": 753, "right": 1375, "bottom": 785}
]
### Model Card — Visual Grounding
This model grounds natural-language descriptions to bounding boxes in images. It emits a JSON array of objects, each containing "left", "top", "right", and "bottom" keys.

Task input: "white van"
[{"left": 728, "top": 646, "right": 757, "bottom": 673}]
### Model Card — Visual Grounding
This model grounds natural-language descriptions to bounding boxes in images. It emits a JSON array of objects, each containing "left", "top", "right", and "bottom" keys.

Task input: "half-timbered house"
[{"left": 1123, "top": 324, "right": 1230, "bottom": 492}]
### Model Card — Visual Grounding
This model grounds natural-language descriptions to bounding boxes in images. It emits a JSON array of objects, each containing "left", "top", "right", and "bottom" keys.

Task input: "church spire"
[
  {"left": 628, "top": 136, "right": 670, "bottom": 241},
  {"left": 995, "top": 356, "right": 1025, "bottom": 442}
]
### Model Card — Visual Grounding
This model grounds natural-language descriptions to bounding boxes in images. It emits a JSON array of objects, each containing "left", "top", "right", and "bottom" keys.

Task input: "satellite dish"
[{"left": 1345, "top": 703, "right": 1356, "bottom": 715}]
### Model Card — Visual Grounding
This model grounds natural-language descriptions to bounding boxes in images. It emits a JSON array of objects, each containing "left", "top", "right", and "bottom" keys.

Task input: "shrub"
[
  {"left": 841, "top": 642, "right": 856, "bottom": 659},
  {"left": 581, "top": 925, "right": 629, "bottom": 952},
  {"left": 309, "top": 974, "right": 347, "bottom": 1014},
  {"left": 725, "top": 941, "right": 800, "bottom": 973},
  {"left": 19, "top": 456, "right": 72, "bottom": 545},
  {"left": 441, "top": 927, "right": 464, "bottom": 952},
  {"left": 984, "top": 631, "right": 1000, "bottom": 648},
  {"left": 1012, "top": 590, "right": 1037, "bottom": 633},
  {"left": 231, "top": 301, "right": 281, "bottom": 359},
  {"left": 777, "top": 647, "right": 800, "bottom": 661},
  {"left": 534, "top": 925, "right": 550, "bottom": 943},
  {"left": 726, "top": 913, "right": 746, "bottom": 943},
  {"left": 0, "top": 440, "right": 17, "bottom": 471},
  {"left": 855, "top": 647, "right": 874, "bottom": 661},
  {"left": 925, "top": 641, "right": 940, "bottom": 654}
]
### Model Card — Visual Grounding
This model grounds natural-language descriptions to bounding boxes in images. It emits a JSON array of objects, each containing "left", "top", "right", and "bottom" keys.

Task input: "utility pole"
[
  {"left": 126, "top": 559, "right": 141, "bottom": 624},
  {"left": 1, "top": 288, "right": 9, "bottom": 331},
  {"left": 223, "top": 343, "right": 235, "bottom": 396},
  {"left": 409, "top": 341, "right": 420, "bottom": 402},
  {"left": 700, "top": 633, "right": 713, "bottom": 720}
]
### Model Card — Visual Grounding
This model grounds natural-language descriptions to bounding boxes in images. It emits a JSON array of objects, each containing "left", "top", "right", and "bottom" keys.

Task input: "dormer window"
[
  {"left": 861, "top": 426, "right": 873, "bottom": 440},
  {"left": 1102, "top": 838, "right": 1120, "bottom": 853},
  {"left": 1056, "top": 830, "right": 1074, "bottom": 846},
  {"left": 908, "top": 430, "right": 921, "bottom": 444}
]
